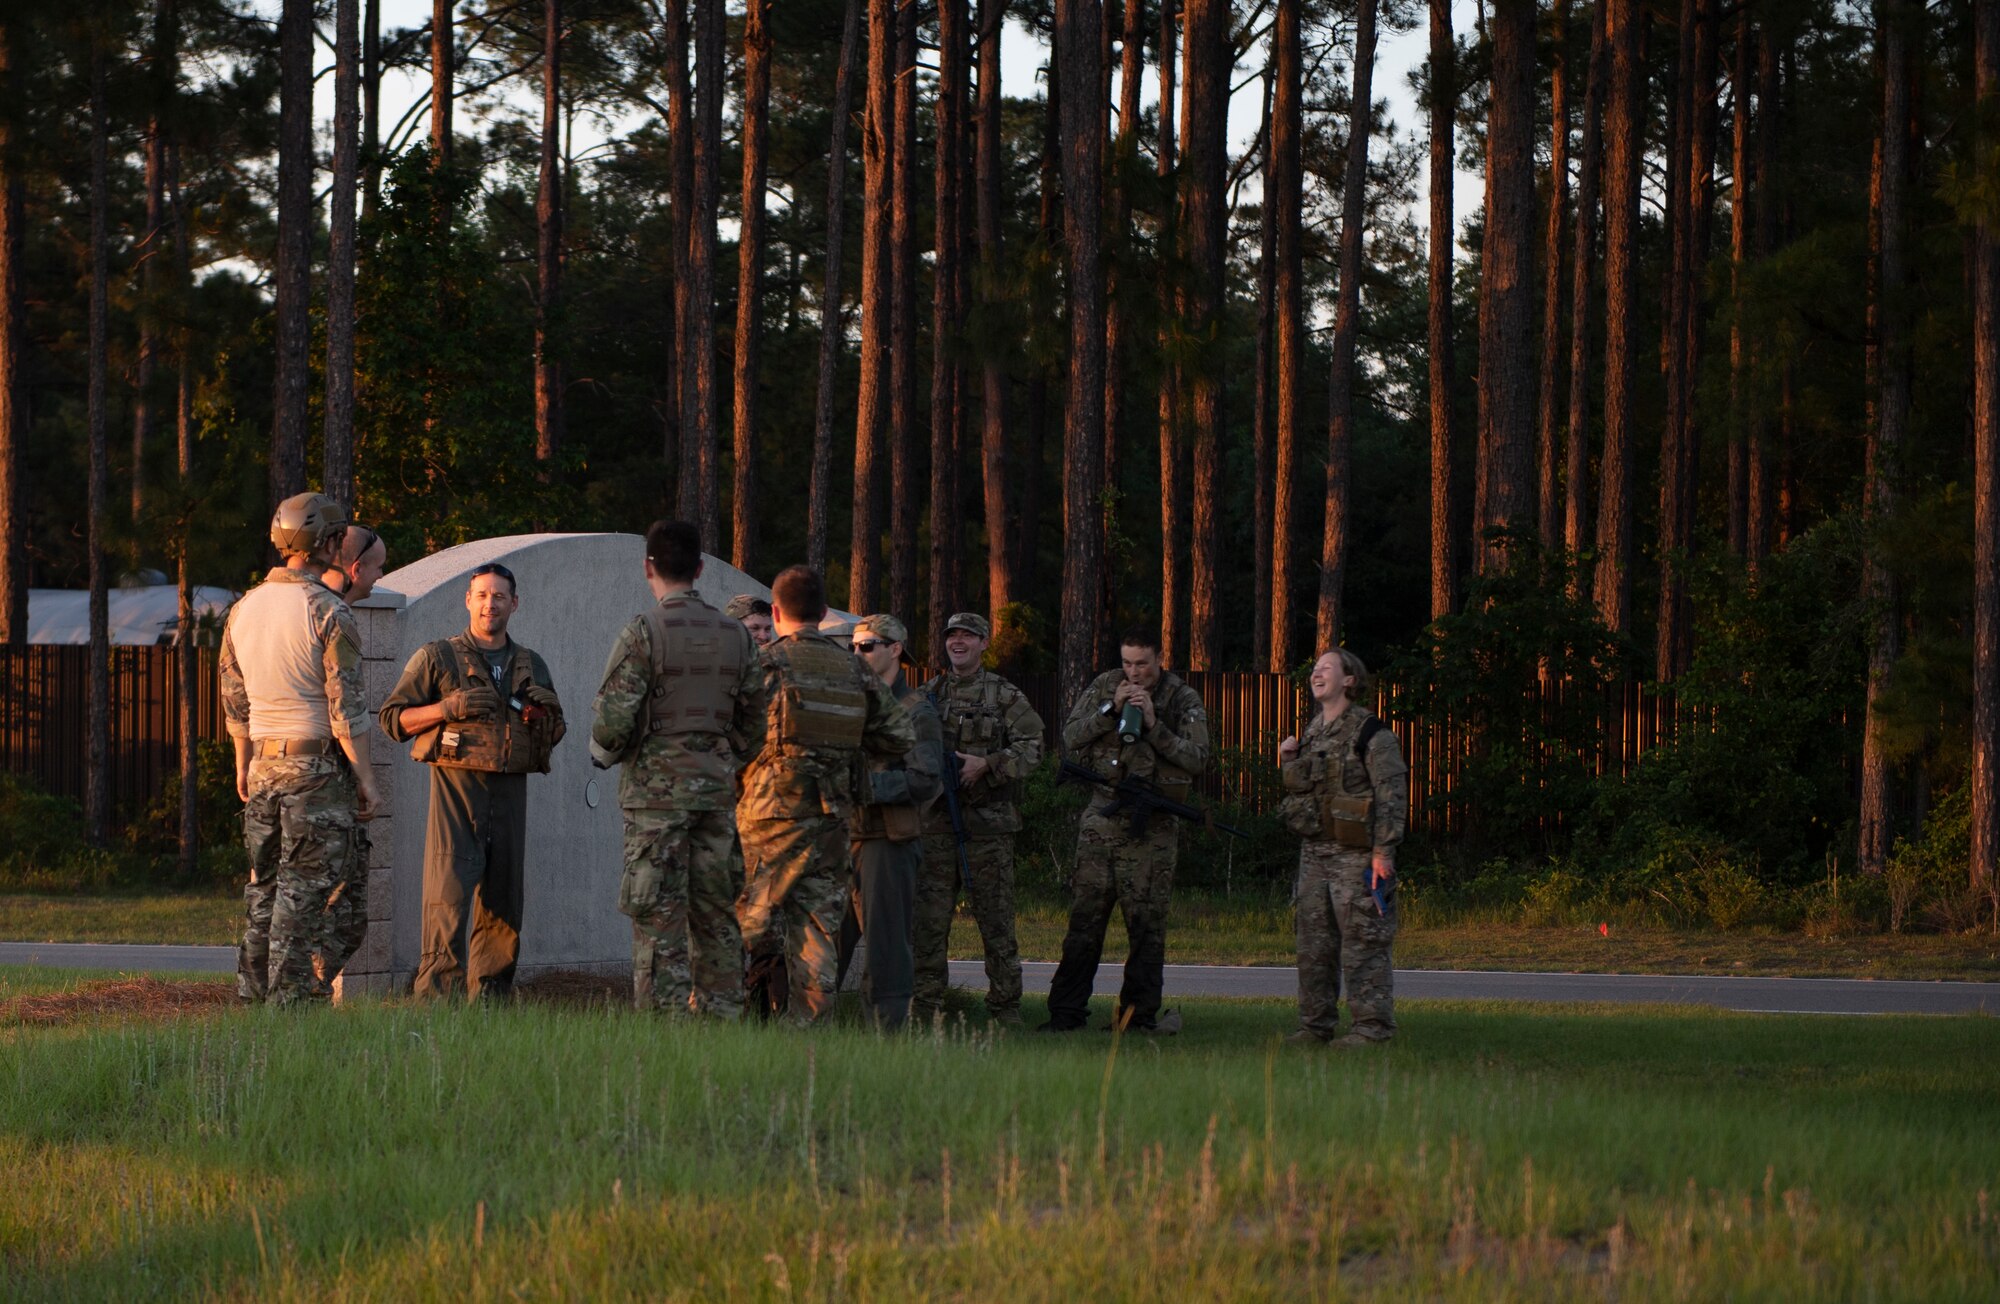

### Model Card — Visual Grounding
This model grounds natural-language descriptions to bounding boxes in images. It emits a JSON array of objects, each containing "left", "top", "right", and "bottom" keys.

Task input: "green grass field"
[
  {"left": 3, "top": 975, "right": 1997, "bottom": 1299},
  {"left": 8, "top": 889, "right": 2000, "bottom": 982}
]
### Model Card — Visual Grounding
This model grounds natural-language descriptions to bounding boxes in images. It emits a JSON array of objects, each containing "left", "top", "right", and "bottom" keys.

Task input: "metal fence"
[
  {"left": 4, "top": 646, "right": 1720, "bottom": 838},
  {"left": 0, "top": 646, "right": 225, "bottom": 830}
]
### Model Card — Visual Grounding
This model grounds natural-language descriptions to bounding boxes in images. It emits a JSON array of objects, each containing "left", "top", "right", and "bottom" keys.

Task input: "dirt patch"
[
  {"left": 516, "top": 969, "right": 629, "bottom": 1010},
  {"left": 2, "top": 978, "right": 236, "bottom": 1027}
]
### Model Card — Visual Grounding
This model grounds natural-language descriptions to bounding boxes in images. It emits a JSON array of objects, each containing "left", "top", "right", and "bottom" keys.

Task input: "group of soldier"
[{"left": 220, "top": 495, "right": 1411, "bottom": 1047}]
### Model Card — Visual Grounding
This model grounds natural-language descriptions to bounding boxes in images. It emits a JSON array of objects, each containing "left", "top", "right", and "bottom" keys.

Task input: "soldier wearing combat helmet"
[
  {"left": 912, "top": 613, "right": 1043, "bottom": 1026},
  {"left": 589, "top": 522, "right": 767, "bottom": 1017},
  {"left": 736, "top": 566, "right": 912, "bottom": 1025},
  {"left": 378, "top": 559, "right": 567, "bottom": 1000},
  {"left": 220, "top": 492, "right": 381, "bottom": 1004}
]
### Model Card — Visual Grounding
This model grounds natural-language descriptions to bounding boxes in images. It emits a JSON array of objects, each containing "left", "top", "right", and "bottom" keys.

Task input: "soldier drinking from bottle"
[
  {"left": 1278, "top": 648, "right": 1408, "bottom": 1046},
  {"left": 220, "top": 492, "right": 379, "bottom": 1004},
  {"left": 912, "top": 613, "right": 1043, "bottom": 1027},
  {"left": 590, "top": 522, "right": 767, "bottom": 1017},
  {"left": 1040, "top": 628, "right": 1208, "bottom": 1035},
  {"left": 378, "top": 561, "right": 566, "bottom": 1000}
]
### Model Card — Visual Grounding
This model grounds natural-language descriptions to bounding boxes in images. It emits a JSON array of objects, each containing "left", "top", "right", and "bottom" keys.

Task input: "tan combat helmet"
[{"left": 269, "top": 492, "right": 350, "bottom": 558}]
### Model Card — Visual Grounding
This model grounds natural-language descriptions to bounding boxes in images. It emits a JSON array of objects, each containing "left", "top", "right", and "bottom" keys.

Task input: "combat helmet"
[{"left": 269, "top": 492, "right": 350, "bottom": 558}]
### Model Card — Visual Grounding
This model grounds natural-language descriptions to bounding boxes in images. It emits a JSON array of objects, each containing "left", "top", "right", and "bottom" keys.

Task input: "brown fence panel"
[{"left": 0, "top": 646, "right": 226, "bottom": 831}]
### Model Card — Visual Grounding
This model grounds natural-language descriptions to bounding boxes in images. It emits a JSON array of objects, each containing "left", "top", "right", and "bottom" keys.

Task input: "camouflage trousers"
[
  {"left": 318, "top": 823, "right": 372, "bottom": 987},
  {"left": 620, "top": 805, "right": 746, "bottom": 1019},
  {"left": 1295, "top": 840, "right": 1398, "bottom": 1041},
  {"left": 1045, "top": 810, "right": 1177, "bottom": 1030},
  {"left": 911, "top": 833, "right": 1022, "bottom": 1023},
  {"left": 238, "top": 755, "right": 361, "bottom": 1005},
  {"left": 738, "top": 813, "right": 851, "bottom": 1027}
]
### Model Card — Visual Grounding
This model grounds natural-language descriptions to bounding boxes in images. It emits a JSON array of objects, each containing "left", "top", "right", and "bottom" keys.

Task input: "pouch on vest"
[
  {"left": 879, "top": 803, "right": 922, "bottom": 841},
  {"left": 409, "top": 640, "right": 550, "bottom": 775},
  {"left": 774, "top": 641, "right": 868, "bottom": 749},
  {"left": 1321, "top": 794, "right": 1375, "bottom": 848}
]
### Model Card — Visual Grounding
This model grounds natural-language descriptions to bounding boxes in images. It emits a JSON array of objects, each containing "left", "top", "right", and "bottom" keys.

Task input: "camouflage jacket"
[
  {"left": 1061, "top": 668, "right": 1210, "bottom": 796},
  {"left": 220, "top": 568, "right": 368, "bottom": 743},
  {"left": 738, "top": 628, "right": 913, "bottom": 821},
  {"left": 918, "top": 668, "right": 1044, "bottom": 836},
  {"left": 853, "top": 673, "right": 944, "bottom": 841},
  {"left": 589, "top": 590, "right": 768, "bottom": 811},
  {"left": 1280, "top": 704, "right": 1409, "bottom": 849}
]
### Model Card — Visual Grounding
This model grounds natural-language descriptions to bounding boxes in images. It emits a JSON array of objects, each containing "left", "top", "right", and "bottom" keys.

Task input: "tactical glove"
[
  {"left": 521, "top": 684, "right": 561, "bottom": 710},
  {"left": 440, "top": 683, "right": 501, "bottom": 722}
]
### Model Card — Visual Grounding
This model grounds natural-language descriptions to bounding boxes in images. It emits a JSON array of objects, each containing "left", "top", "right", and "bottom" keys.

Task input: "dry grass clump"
[{"left": 1, "top": 976, "right": 235, "bottom": 1027}]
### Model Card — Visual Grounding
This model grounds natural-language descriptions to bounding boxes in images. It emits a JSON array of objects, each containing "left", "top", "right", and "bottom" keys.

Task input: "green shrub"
[
  {"left": 124, "top": 739, "right": 250, "bottom": 886},
  {"left": 0, "top": 774, "right": 123, "bottom": 892}
]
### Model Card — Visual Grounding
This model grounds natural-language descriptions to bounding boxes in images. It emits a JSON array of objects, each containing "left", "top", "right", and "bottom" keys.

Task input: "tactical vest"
[
  {"left": 408, "top": 638, "right": 554, "bottom": 774},
  {"left": 926, "top": 671, "right": 1020, "bottom": 806},
  {"left": 770, "top": 637, "right": 869, "bottom": 750},
  {"left": 642, "top": 600, "right": 749, "bottom": 738}
]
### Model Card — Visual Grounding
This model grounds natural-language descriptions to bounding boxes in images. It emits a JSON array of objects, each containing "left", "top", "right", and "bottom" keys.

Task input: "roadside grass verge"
[
  {"left": 7, "top": 888, "right": 2000, "bottom": 981},
  {"left": 3, "top": 991, "right": 1996, "bottom": 1298}
]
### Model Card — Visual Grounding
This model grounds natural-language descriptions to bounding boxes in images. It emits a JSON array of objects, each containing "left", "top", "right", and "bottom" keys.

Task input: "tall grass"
[{"left": 4, "top": 996, "right": 1997, "bottom": 1299}]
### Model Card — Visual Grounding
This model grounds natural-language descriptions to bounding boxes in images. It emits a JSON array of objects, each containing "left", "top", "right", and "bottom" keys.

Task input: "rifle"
[
  {"left": 927, "top": 690, "right": 974, "bottom": 892},
  {"left": 1057, "top": 759, "right": 1246, "bottom": 839}
]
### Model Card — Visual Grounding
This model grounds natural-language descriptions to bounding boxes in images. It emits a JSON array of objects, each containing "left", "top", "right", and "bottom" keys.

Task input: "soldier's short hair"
[
  {"left": 646, "top": 520, "right": 703, "bottom": 581},
  {"left": 1118, "top": 626, "right": 1163, "bottom": 656},
  {"left": 771, "top": 565, "right": 827, "bottom": 622}
]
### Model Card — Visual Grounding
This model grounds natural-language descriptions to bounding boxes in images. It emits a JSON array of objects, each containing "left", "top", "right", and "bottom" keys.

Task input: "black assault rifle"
[
  {"left": 928, "top": 690, "right": 974, "bottom": 892},
  {"left": 1057, "top": 759, "right": 1246, "bottom": 839}
]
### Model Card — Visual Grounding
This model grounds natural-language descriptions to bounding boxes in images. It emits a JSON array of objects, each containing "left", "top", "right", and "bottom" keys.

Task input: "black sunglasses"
[{"left": 852, "top": 639, "right": 887, "bottom": 653}]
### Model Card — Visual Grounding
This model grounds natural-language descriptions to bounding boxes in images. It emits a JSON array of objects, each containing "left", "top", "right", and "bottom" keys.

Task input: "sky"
[{"left": 283, "top": 0, "right": 1487, "bottom": 257}]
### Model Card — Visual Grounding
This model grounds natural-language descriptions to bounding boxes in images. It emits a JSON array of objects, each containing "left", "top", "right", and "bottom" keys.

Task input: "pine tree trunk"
[
  {"left": 363, "top": 0, "right": 381, "bottom": 220},
  {"left": 1536, "top": 0, "right": 1571, "bottom": 553},
  {"left": 1017, "top": 48, "right": 1061, "bottom": 605},
  {"left": 0, "top": 15, "right": 21, "bottom": 645},
  {"left": 733, "top": 0, "right": 769, "bottom": 571},
  {"left": 1474, "top": 0, "right": 1536, "bottom": 577},
  {"left": 930, "top": 0, "right": 969, "bottom": 658},
  {"left": 1057, "top": 0, "right": 1106, "bottom": 709},
  {"left": 1101, "top": 0, "right": 1144, "bottom": 669},
  {"left": 1156, "top": 0, "right": 1182, "bottom": 666},
  {"left": 431, "top": 0, "right": 453, "bottom": 169},
  {"left": 1747, "top": 16, "right": 1781, "bottom": 569},
  {"left": 270, "top": 0, "right": 313, "bottom": 511},
  {"left": 809, "top": 0, "right": 861, "bottom": 576},
  {"left": 1318, "top": 0, "right": 1376, "bottom": 650},
  {"left": 134, "top": 0, "right": 177, "bottom": 531},
  {"left": 1593, "top": 0, "right": 1645, "bottom": 634},
  {"left": 666, "top": 0, "right": 690, "bottom": 491},
  {"left": 1183, "top": 0, "right": 1226, "bottom": 669},
  {"left": 535, "top": 0, "right": 565, "bottom": 478},
  {"left": 976, "top": 0, "right": 1013, "bottom": 623},
  {"left": 889, "top": 0, "right": 919, "bottom": 623},
  {"left": 326, "top": 0, "right": 359, "bottom": 509},
  {"left": 1427, "top": 0, "right": 1456, "bottom": 620},
  {"left": 1973, "top": 0, "right": 2000, "bottom": 906},
  {"left": 86, "top": 48, "right": 111, "bottom": 850},
  {"left": 851, "top": 0, "right": 895, "bottom": 611},
  {"left": 172, "top": 142, "right": 196, "bottom": 879},
  {"left": 686, "top": 0, "right": 723, "bottom": 545},
  {"left": 1251, "top": 65, "right": 1275, "bottom": 674},
  {"left": 1860, "top": 0, "right": 1915, "bottom": 876},
  {"left": 1565, "top": 0, "right": 1607, "bottom": 576},
  {"left": 1268, "top": 0, "right": 1302, "bottom": 671},
  {"left": 1656, "top": 0, "right": 1719, "bottom": 682},
  {"left": 1726, "top": 4, "right": 1750, "bottom": 559}
]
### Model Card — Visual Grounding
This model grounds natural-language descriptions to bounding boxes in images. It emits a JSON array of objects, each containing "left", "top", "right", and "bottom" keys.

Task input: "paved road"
[{"left": 4, "top": 942, "right": 1994, "bottom": 1016}]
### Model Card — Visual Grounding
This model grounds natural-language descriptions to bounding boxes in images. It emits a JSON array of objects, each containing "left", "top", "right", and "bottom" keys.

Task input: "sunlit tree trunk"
[
  {"left": 852, "top": 0, "right": 895, "bottom": 611},
  {"left": 1251, "top": 65, "right": 1275, "bottom": 673},
  {"left": 534, "top": 0, "right": 565, "bottom": 483},
  {"left": 1156, "top": 0, "right": 1182, "bottom": 665},
  {"left": 1102, "top": 0, "right": 1144, "bottom": 667},
  {"left": 733, "top": 0, "right": 769, "bottom": 571},
  {"left": 809, "top": 0, "right": 861, "bottom": 575},
  {"left": 1474, "top": 0, "right": 1536, "bottom": 577},
  {"left": 1593, "top": 0, "right": 1645, "bottom": 634},
  {"left": 1427, "top": 0, "right": 1456, "bottom": 620},
  {"left": 271, "top": 0, "right": 314, "bottom": 509},
  {"left": 1183, "top": 0, "right": 1226, "bottom": 668},
  {"left": 1318, "top": 0, "right": 1377, "bottom": 649},
  {"left": 889, "top": 0, "right": 919, "bottom": 623},
  {"left": 665, "top": 0, "right": 690, "bottom": 483},
  {"left": 1268, "top": 0, "right": 1302, "bottom": 670},
  {"left": 976, "top": 0, "right": 1013, "bottom": 623},
  {"left": 86, "top": 47, "right": 111, "bottom": 849},
  {"left": 1536, "top": 0, "right": 1572, "bottom": 553},
  {"left": 172, "top": 144, "right": 196, "bottom": 878},
  {"left": 326, "top": 0, "right": 359, "bottom": 509},
  {"left": 931, "top": 0, "right": 969, "bottom": 658},
  {"left": 1057, "top": 0, "right": 1106, "bottom": 707}
]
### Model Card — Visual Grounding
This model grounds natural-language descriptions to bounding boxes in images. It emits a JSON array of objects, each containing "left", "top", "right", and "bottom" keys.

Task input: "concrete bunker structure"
[{"left": 334, "top": 533, "right": 771, "bottom": 997}]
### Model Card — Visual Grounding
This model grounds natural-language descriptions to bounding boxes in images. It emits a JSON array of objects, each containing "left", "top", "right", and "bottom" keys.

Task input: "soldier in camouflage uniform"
[
  {"left": 723, "top": 593, "right": 776, "bottom": 648},
  {"left": 1278, "top": 648, "right": 1409, "bottom": 1046},
  {"left": 380, "top": 561, "right": 567, "bottom": 1000},
  {"left": 736, "top": 566, "right": 912, "bottom": 1026},
  {"left": 843, "top": 613, "right": 943, "bottom": 1030},
  {"left": 1042, "top": 630, "right": 1209, "bottom": 1034},
  {"left": 590, "top": 522, "right": 766, "bottom": 1017},
  {"left": 220, "top": 493, "right": 381, "bottom": 1005},
  {"left": 315, "top": 524, "right": 388, "bottom": 985},
  {"left": 912, "top": 613, "right": 1043, "bottom": 1026}
]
